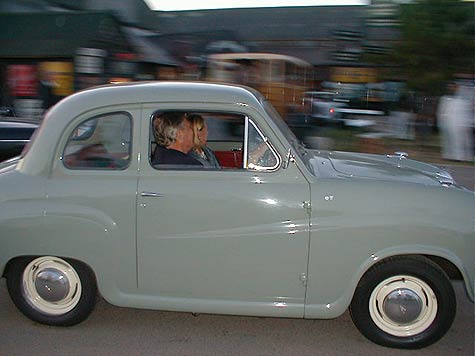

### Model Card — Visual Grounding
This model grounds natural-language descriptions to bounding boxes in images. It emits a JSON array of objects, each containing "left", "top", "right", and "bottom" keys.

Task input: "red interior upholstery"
[{"left": 215, "top": 150, "right": 242, "bottom": 168}]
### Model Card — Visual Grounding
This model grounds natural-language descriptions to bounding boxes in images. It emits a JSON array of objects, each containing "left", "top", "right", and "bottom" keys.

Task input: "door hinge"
[
  {"left": 302, "top": 201, "right": 311, "bottom": 214},
  {"left": 300, "top": 273, "right": 308, "bottom": 287}
]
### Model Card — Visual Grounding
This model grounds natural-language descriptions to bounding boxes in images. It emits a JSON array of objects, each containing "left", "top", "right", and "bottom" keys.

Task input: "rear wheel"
[
  {"left": 350, "top": 256, "right": 456, "bottom": 349},
  {"left": 6, "top": 256, "right": 97, "bottom": 326}
]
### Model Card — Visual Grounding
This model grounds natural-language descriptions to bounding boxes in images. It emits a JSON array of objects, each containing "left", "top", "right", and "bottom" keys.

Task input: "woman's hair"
[
  {"left": 187, "top": 114, "right": 205, "bottom": 149},
  {"left": 152, "top": 112, "right": 187, "bottom": 147}
]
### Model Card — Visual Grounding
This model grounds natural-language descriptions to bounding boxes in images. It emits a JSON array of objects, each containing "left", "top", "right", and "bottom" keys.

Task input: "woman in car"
[{"left": 187, "top": 114, "right": 221, "bottom": 168}]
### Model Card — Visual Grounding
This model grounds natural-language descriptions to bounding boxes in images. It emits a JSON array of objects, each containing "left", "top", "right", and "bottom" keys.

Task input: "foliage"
[{"left": 372, "top": 0, "right": 474, "bottom": 95}]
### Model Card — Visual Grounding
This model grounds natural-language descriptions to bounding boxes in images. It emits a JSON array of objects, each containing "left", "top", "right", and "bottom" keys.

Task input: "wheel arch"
[
  {"left": 4, "top": 254, "right": 99, "bottom": 326},
  {"left": 3, "top": 254, "right": 98, "bottom": 290},
  {"left": 305, "top": 247, "right": 472, "bottom": 320},
  {"left": 349, "top": 254, "right": 458, "bottom": 348},
  {"left": 355, "top": 249, "right": 473, "bottom": 302},
  {"left": 423, "top": 254, "right": 463, "bottom": 280}
]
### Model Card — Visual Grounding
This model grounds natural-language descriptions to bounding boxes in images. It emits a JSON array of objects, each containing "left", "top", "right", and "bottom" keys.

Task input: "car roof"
[
  {"left": 43, "top": 81, "right": 264, "bottom": 131},
  {"left": 20, "top": 81, "right": 266, "bottom": 176},
  {"left": 63, "top": 81, "right": 263, "bottom": 109}
]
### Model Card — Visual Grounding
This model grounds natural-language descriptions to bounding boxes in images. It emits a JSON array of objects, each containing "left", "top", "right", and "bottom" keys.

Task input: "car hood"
[{"left": 307, "top": 150, "right": 456, "bottom": 187}]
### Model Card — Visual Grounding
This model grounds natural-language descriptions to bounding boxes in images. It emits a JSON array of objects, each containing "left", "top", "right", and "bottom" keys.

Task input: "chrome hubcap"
[
  {"left": 382, "top": 288, "right": 423, "bottom": 324},
  {"left": 369, "top": 275, "right": 438, "bottom": 337},
  {"left": 22, "top": 257, "right": 82, "bottom": 316},
  {"left": 34, "top": 268, "right": 70, "bottom": 303}
]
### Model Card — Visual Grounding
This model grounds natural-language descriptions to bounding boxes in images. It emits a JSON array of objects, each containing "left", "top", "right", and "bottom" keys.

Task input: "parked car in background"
[
  {"left": 302, "top": 91, "right": 349, "bottom": 125},
  {"left": 0, "top": 82, "right": 473, "bottom": 349},
  {"left": 0, "top": 120, "right": 38, "bottom": 162},
  {"left": 0, "top": 106, "right": 16, "bottom": 118}
]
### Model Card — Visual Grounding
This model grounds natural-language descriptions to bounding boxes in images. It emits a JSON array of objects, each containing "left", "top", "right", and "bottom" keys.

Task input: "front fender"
[
  {"left": 362, "top": 245, "right": 474, "bottom": 302},
  {"left": 304, "top": 178, "right": 474, "bottom": 319},
  {"left": 304, "top": 245, "right": 473, "bottom": 319}
]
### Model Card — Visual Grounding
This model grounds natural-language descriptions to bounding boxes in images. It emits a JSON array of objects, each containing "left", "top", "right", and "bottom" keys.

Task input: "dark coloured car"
[
  {"left": 0, "top": 120, "right": 38, "bottom": 162},
  {"left": 0, "top": 107, "right": 16, "bottom": 118}
]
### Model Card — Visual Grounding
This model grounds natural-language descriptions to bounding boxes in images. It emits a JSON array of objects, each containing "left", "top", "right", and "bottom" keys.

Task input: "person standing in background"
[{"left": 437, "top": 82, "right": 474, "bottom": 162}]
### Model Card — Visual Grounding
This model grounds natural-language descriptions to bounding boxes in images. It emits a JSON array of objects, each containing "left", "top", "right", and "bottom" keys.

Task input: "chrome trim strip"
[
  {"left": 243, "top": 116, "right": 249, "bottom": 169},
  {"left": 248, "top": 119, "right": 281, "bottom": 171},
  {"left": 140, "top": 192, "right": 165, "bottom": 198},
  {"left": 386, "top": 152, "right": 408, "bottom": 160},
  {"left": 0, "top": 139, "right": 30, "bottom": 143}
]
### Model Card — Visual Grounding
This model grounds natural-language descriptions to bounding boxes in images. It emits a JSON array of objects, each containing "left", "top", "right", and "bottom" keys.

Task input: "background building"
[{"left": 0, "top": 0, "right": 402, "bottom": 117}]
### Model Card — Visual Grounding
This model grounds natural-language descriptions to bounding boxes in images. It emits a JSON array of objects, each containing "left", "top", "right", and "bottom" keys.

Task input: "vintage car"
[{"left": 0, "top": 82, "right": 473, "bottom": 349}]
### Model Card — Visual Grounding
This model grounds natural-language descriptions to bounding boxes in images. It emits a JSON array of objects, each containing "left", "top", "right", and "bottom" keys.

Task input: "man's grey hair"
[{"left": 152, "top": 112, "right": 187, "bottom": 147}]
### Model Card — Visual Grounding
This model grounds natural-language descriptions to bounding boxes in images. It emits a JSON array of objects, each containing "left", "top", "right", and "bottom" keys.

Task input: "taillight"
[{"left": 329, "top": 108, "right": 335, "bottom": 114}]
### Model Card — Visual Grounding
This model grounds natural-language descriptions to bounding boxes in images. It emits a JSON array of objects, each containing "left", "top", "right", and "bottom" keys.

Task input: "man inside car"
[{"left": 151, "top": 112, "right": 202, "bottom": 166}]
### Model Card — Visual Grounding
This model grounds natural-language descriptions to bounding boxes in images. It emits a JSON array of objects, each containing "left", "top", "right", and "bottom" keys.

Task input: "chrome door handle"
[{"left": 140, "top": 192, "right": 165, "bottom": 198}]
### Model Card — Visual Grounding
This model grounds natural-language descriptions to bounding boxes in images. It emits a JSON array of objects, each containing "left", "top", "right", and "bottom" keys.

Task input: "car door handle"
[{"left": 140, "top": 191, "right": 165, "bottom": 198}]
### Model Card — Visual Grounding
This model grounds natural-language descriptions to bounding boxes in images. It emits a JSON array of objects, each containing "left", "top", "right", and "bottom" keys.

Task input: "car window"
[
  {"left": 63, "top": 112, "right": 132, "bottom": 170},
  {"left": 150, "top": 111, "right": 279, "bottom": 172},
  {"left": 245, "top": 120, "right": 279, "bottom": 171}
]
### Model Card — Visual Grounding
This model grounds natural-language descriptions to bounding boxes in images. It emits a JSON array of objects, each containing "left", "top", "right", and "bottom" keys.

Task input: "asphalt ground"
[
  {"left": 0, "top": 279, "right": 473, "bottom": 356},
  {"left": 440, "top": 164, "right": 475, "bottom": 191}
]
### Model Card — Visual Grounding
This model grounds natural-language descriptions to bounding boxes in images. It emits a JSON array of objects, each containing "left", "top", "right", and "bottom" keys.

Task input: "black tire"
[
  {"left": 349, "top": 255, "right": 456, "bottom": 349},
  {"left": 6, "top": 256, "right": 97, "bottom": 326}
]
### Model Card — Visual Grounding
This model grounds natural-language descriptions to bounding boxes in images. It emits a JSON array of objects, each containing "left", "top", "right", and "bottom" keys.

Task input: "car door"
[{"left": 136, "top": 105, "right": 311, "bottom": 318}]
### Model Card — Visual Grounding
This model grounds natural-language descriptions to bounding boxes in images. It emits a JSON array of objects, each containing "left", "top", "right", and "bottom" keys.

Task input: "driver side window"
[{"left": 149, "top": 111, "right": 280, "bottom": 171}]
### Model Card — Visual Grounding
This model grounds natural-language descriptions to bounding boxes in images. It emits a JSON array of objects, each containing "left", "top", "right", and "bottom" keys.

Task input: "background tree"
[{"left": 373, "top": 0, "right": 474, "bottom": 96}]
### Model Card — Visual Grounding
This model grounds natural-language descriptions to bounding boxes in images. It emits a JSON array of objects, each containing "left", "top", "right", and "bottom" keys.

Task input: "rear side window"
[{"left": 63, "top": 112, "right": 132, "bottom": 170}]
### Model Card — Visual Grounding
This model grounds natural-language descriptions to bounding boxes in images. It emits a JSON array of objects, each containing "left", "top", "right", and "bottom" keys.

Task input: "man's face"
[{"left": 176, "top": 119, "right": 194, "bottom": 153}]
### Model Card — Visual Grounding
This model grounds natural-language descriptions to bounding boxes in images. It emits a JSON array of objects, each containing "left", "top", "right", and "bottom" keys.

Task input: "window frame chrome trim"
[{"left": 246, "top": 117, "right": 281, "bottom": 172}]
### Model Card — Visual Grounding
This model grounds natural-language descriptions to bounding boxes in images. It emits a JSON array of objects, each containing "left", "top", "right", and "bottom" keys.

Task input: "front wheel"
[
  {"left": 350, "top": 256, "right": 456, "bottom": 349},
  {"left": 6, "top": 256, "right": 97, "bottom": 326}
]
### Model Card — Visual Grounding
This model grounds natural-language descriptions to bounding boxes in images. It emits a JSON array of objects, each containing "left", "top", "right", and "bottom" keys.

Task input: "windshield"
[{"left": 261, "top": 99, "right": 308, "bottom": 159}]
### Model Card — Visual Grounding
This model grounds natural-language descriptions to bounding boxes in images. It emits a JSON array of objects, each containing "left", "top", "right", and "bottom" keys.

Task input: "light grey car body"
[{"left": 0, "top": 82, "right": 473, "bottom": 322}]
